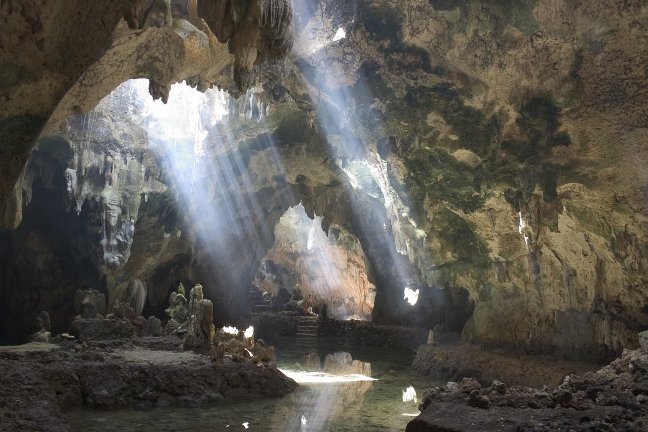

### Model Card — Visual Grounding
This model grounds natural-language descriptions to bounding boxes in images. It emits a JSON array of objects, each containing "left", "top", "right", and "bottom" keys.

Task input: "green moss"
[
  {"left": 502, "top": 97, "right": 571, "bottom": 163},
  {"left": 405, "top": 147, "right": 485, "bottom": 212},
  {"left": 430, "top": 206, "right": 490, "bottom": 264},
  {"left": 362, "top": 3, "right": 402, "bottom": 42},
  {"left": 399, "top": 84, "right": 499, "bottom": 156}
]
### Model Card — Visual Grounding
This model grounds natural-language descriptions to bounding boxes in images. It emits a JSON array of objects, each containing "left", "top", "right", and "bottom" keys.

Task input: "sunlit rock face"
[
  {"left": 281, "top": 0, "right": 648, "bottom": 358},
  {"left": 256, "top": 204, "right": 376, "bottom": 320}
]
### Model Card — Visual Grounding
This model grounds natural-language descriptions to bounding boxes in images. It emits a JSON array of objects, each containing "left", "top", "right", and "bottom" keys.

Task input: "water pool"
[{"left": 67, "top": 338, "right": 440, "bottom": 431}]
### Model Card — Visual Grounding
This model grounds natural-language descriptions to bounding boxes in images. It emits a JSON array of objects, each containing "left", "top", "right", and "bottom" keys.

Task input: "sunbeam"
[
  {"left": 100, "top": 79, "right": 298, "bottom": 309},
  {"left": 292, "top": 0, "right": 428, "bottom": 310}
]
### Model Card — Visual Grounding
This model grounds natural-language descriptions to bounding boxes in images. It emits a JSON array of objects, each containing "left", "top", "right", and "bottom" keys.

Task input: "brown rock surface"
[{"left": 0, "top": 339, "right": 296, "bottom": 432}]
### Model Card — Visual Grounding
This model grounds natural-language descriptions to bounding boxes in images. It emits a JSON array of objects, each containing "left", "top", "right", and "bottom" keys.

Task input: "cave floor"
[{"left": 0, "top": 337, "right": 295, "bottom": 432}]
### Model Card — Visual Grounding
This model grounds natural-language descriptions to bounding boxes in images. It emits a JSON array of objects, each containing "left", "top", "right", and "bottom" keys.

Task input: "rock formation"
[
  {"left": 164, "top": 283, "right": 189, "bottom": 333},
  {"left": 182, "top": 284, "right": 215, "bottom": 350}
]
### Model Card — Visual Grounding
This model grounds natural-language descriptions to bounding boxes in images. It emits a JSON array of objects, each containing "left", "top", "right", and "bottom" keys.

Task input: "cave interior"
[{"left": 1, "top": 1, "right": 648, "bottom": 431}]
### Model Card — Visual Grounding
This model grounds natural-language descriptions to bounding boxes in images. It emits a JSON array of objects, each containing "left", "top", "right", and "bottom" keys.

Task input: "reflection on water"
[{"left": 67, "top": 340, "right": 440, "bottom": 431}]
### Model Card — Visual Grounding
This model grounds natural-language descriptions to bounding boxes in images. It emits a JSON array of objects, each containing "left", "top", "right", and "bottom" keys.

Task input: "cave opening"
[{"left": 253, "top": 203, "right": 376, "bottom": 321}]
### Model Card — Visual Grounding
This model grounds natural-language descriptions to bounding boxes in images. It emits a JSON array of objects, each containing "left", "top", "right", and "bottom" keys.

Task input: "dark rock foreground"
[
  {"left": 0, "top": 338, "right": 296, "bottom": 432},
  {"left": 408, "top": 346, "right": 648, "bottom": 431}
]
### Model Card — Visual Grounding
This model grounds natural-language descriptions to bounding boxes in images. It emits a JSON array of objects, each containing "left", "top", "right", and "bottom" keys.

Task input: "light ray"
[{"left": 291, "top": 2, "right": 427, "bottom": 308}]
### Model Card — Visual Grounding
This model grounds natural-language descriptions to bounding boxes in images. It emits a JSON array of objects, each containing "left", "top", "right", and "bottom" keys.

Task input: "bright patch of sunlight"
[
  {"left": 279, "top": 369, "right": 377, "bottom": 384},
  {"left": 222, "top": 326, "right": 238, "bottom": 335},
  {"left": 517, "top": 212, "right": 529, "bottom": 248},
  {"left": 402, "top": 386, "right": 417, "bottom": 403},
  {"left": 404, "top": 287, "right": 419, "bottom": 306},
  {"left": 332, "top": 27, "right": 346, "bottom": 41},
  {"left": 307, "top": 225, "right": 315, "bottom": 251},
  {"left": 244, "top": 325, "right": 254, "bottom": 339}
]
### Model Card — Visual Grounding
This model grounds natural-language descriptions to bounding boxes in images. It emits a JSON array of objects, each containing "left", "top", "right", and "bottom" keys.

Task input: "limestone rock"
[
  {"left": 639, "top": 331, "right": 648, "bottom": 353},
  {"left": 182, "top": 285, "right": 214, "bottom": 350},
  {"left": 165, "top": 284, "right": 189, "bottom": 323},
  {"left": 451, "top": 149, "right": 482, "bottom": 169}
]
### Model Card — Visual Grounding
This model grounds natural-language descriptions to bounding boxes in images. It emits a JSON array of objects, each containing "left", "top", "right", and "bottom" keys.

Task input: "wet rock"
[
  {"left": 69, "top": 318, "right": 135, "bottom": 342},
  {"left": 0, "top": 339, "right": 296, "bottom": 430}
]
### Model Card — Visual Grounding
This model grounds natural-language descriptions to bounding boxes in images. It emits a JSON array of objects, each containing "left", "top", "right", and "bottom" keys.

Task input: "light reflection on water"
[{"left": 67, "top": 340, "right": 440, "bottom": 431}]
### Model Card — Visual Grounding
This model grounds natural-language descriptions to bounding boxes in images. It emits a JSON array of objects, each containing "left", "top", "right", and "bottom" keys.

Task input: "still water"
[{"left": 67, "top": 338, "right": 440, "bottom": 431}]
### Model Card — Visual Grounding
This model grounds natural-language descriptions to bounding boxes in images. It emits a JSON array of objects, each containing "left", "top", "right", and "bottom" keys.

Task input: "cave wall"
[{"left": 283, "top": 0, "right": 648, "bottom": 358}]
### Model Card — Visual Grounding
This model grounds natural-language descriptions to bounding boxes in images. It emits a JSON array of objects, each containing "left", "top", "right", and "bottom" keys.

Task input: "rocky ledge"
[
  {"left": 412, "top": 342, "right": 602, "bottom": 388},
  {"left": 407, "top": 335, "right": 648, "bottom": 432},
  {"left": 0, "top": 339, "right": 296, "bottom": 432}
]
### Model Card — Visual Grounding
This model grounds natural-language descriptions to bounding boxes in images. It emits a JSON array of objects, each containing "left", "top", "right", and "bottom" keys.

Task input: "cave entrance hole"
[{"left": 252, "top": 203, "right": 376, "bottom": 320}]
